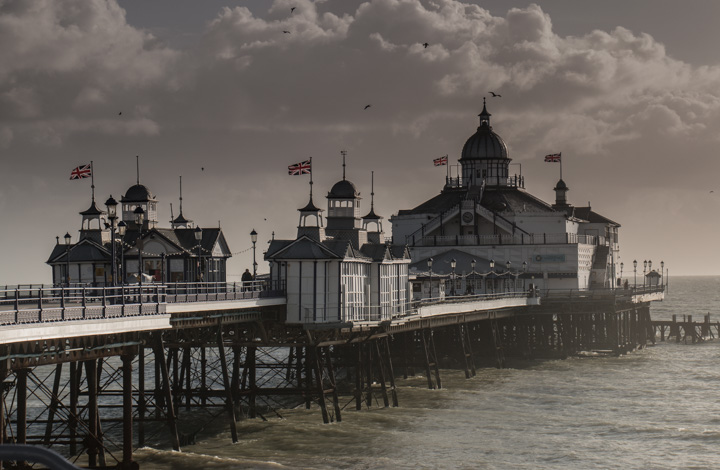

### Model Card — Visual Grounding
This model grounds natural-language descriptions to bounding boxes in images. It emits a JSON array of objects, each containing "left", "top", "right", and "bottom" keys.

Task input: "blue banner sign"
[{"left": 535, "top": 254, "right": 566, "bottom": 262}]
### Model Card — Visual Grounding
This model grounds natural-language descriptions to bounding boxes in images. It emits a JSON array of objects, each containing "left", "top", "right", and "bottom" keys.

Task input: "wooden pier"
[
  {"left": 0, "top": 283, "right": 665, "bottom": 468},
  {"left": 652, "top": 314, "right": 720, "bottom": 343}
]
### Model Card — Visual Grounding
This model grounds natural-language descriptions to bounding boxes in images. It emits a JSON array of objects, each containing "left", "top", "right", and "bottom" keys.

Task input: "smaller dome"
[
  {"left": 122, "top": 184, "right": 156, "bottom": 202},
  {"left": 328, "top": 180, "right": 359, "bottom": 199},
  {"left": 80, "top": 200, "right": 105, "bottom": 216},
  {"left": 554, "top": 179, "right": 568, "bottom": 190}
]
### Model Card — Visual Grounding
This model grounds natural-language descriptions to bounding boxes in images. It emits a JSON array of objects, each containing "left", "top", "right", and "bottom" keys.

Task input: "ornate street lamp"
[
  {"left": 661, "top": 260, "right": 665, "bottom": 287},
  {"left": 450, "top": 258, "right": 457, "bottom": 296},
  {"left": 489, "top": 259, "right": 495, "bottom": 293},
  {"left": 64, "top": 232, "right": 72, "bottom": 287},
  {"left": 117, "top": 220, "right": 127, "bottom": 284},
  {"left": 643, "top": 260, "right": 648, "bottom": 288},
  {"left": 250, "top": 229, "right": 258, "bottom": 281},
  {"left": 505, "top": 261, "right": 511, "bottom": 291},
  {"left": 194, "top": 226, "right": 203, "bottom": 282},
  {"left": 134, "top": 207, "right": 145, "bottom": 286},
  {"left": 105, "top": 195, "right": 118, "bottom": 286},
  {"left": 427, "top": 257, "right": 433, "bottom": 298},
  {"left": 633, "top": 259, "right": 638, "bottom": 288},
  {"left": 471, "top": 259, "right": 476, "bottom": 294}
]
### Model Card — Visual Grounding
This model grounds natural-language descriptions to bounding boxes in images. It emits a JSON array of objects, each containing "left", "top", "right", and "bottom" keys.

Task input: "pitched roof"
[
  {"left": 47, "top": 238, "right": 110, "bottom": 264},
  {"left": 266, "top": 236, "right": 342, "bottom": 260},
  {"left": 397, "top": 190, "right": 465, "bottom": 215},
  {"left": 573, "top": 207, "right": 620, "bottom": 226}
]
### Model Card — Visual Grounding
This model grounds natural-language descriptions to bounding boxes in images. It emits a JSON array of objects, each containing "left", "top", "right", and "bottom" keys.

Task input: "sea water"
[{"left": 134, "top": 276, "right": 720, "bottom": 469}]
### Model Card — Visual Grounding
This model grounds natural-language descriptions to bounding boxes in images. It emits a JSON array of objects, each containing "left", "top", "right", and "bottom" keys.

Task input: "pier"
[
  {"left": 652, "top": 314, "right": 720, "bottom": 343},
  {"left": 0, "top": 281, "right": 664, "bottom": 468}
]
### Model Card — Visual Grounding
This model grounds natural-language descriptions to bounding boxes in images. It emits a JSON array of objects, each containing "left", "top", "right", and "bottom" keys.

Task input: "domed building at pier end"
[{"left": 390, "top": 100, "right": 619, "bottom": 292}]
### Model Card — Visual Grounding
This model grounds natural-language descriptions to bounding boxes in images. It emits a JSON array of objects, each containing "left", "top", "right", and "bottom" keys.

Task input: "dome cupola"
[{"left": 459, "top": 98, "right": 512, "bottom": 188}]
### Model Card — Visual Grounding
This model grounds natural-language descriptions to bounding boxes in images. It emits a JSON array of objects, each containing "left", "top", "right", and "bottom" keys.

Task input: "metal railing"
[
  {"left": 164, "top": 280, "right": 286, "bottom": 303},
  {"left": 0, "top": 280, "right": 287, "bottom": 325},
  {"left": 415, "top": 232, "right": 605, "bottom": 247},
  {"left": 302, "top": 290, "right": 533, "bottom": 324},
  {"left": 541, "top": 285, "right": 665, "bottom": 300},
  {"left": 0, "top": 285, "right": 166, "bottom": 326}
]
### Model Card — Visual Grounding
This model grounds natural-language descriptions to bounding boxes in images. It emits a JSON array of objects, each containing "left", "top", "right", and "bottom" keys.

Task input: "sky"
[{"left": 2, "top": 0, "right": 720, "bottom": 284}]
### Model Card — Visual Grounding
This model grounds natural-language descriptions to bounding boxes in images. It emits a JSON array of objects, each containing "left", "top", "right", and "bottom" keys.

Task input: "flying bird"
[
  {"left": 118, "top": 112, "right": 122, "bottom": 115},
  {"left": 422, "top": 42, "right": 429, "bottom": 48},
  {"left": 291, "top": 7, "right": 296, "bottom": 13},
  {"left": 489, "top": 91, "right": 502, "bottom": 97},
  {"left": 364, "top": 104, "right": 372, "bottom": 110},
  {"left": 283, "top": 30, "right": 291, "bottom": 34},
  {"left": 201, "top": 167, "right": 205, "bottom": 171},
  {"left": 711, "top": 190, "right": 714, "bottom": 193}
]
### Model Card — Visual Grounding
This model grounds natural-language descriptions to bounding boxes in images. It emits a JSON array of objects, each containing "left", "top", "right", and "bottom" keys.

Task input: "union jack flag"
[
  {"left": 433, "top": 155, "right": 448, "bottom": 166},
  {"left": 288, "top": 160, "right": 311, "bottom": 175},
  {"left": 544, "top": 153, "right": 561, "bottom": 162},
  {"left": 70, "top": 164, "right": 92, "bottom": 180}
]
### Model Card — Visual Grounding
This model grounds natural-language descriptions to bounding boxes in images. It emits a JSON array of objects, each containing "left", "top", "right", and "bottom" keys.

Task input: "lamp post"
[
  {"left": 620, "top": 262, "right": 624, "bottom": 282},
  {"left": 489, "top": 259, "right": 495, "bottom": 293},
  {"left": 505, "top": 261, "right": 511, "bottom": 292},
  {"left": 105, "top": 196, "right": 118, "bottom": 286},
  {"left": 117, "top": 221, "right": 127, "bottom": 284},
  {"left": 427, "top": 257, "right": 433, "bottom": 298},
  {"left": 194, "top": 226, "right": 203, "bottom": 282},
  {"left": 633, "top": 259, "right": 637, "bottom": 289},
  {"left": 643, "top": 260, "right": 648, "bottom": 288},
  {"left": 522, "top": 261, "right": 527, "bottom": 291},
  {"left": 471, "top": 259, "right": 476, "bottom": 294},
  {"left": 134, "top": 207, "right": 145, "bottom": 287},
  {"left": 64, "top": 232, "right": 72, "bottom": 287},
  {"left": 661, "top": 260, "right": 665, "bottom": 288},
  {"left": 250, "top": 229, "right": 258, "bottom": 281},
  {"left": 450, "top": 258, "right": 457, "bottom": 296}
]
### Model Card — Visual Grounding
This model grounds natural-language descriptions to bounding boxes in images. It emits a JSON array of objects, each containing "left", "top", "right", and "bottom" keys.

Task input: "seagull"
[
  {"left": 711, "top": 190, "right": 714, "bottom": 193},
  {"left": 283, "top": 30, "right": 291, "bottom": 34},
  {"left": 422, "top": 42, "right": 429, "bottom": 48},
  {"left": 201, "top": 167, "right": 205, "bottom": 171},
  {"left": 291, "top": 7, "right": 296, "bottom": 13},
  {"left": 489, "top": 91, "right": 502, "bottom": 97},
  {"left": 118, "top": 112, "right": 122, "bottom": 115},
  {"left": 364, "top": 104, "right": 372, "bottom": 110}
]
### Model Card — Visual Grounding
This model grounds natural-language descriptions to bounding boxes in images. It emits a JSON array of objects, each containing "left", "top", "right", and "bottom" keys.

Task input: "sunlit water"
[{"left": 134, "top": 276, "right": 720, "bottom": 469}]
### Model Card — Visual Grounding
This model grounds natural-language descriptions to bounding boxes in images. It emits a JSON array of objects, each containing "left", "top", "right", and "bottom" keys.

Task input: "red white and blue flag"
[
  {"left": 288, "top": 160, "right": 311, "bottom": 175},
  {"left": 544, "top": 153, "right": 561, "bottom": 162},
  {"left": 70, "top": 164, "right": 92, "bottom": 180},
  {"left": 433, "top": 155, "right": 448, "bottom": 166}
]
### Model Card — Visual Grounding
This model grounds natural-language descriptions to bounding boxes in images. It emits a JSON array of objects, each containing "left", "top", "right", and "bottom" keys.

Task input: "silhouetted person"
[{"left": 242, "top": 268, "right": 253, "bottom": 291}]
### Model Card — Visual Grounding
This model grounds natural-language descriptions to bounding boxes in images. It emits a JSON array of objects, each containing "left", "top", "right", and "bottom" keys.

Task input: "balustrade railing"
[
  {"left": 415, "top": 232, "right": 604, "bottom": 247},
  {"left": 164, "top": 280, "right": 286, "bottom": 303},
  {"left": 0, "top": 285, "right": 166, "bottom": 326}
]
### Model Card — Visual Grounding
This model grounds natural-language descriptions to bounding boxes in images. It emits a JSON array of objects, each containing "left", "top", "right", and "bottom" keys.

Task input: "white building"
[
  {"left": 266, "top": 169, "right": 411, "bottom": 325},
  {"left": 390, "top": 100, "right": 620, "bottom": 291}
]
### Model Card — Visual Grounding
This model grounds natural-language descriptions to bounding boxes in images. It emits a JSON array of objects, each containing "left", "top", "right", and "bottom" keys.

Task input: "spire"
[
  {"left": 370, "top": 171, "right": 375, "bottom": 212},
  {"left": 136, "top": 155, "right": 140, "bottom": 185},
  {"left": 341, "top": 150, "right": 347, "bottom": 180},
  {"left": 90, "top": 160, "right": 95, "bottom": 202},
  {"left": 179, "top": 175, "right": 183, "bottom": 215},
  {"left": 478, "top": 97, "right": 491, "bottom": 127}
]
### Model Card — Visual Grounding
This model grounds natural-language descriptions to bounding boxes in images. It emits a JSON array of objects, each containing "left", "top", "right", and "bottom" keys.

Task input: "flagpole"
[
  {"left": 446, "top": 155, "right": 450, "bottom": 183},
  {"left": 90, "top": 160, "right": 95, "bottom": 201},
  {"left": 309, "top": 157, "right": 313, "bottom": 200},
  {"left": 560, "top": 153, "right": 563, "bottom": 180}
]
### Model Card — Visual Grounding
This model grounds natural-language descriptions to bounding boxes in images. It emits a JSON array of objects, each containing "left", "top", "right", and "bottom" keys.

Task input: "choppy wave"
[{"left": 136, "top": 276, "right": 720, "bottom": 470}]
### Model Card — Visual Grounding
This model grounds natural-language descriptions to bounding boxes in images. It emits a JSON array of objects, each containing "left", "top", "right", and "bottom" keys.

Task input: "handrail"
[
  {"left": 302, "top": 290, "right": 532, "bottom": 323},
  {"left": 413, "top": 232, "right": 606, "bottom": 247},
  {"left": 0, "top": 285, "right": 166, "bottom": 326}
]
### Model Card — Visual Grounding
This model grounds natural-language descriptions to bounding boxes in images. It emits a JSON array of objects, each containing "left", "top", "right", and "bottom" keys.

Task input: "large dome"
[
  {"left": 460, "top": 100, "right": 509, "bottom": 161},
  {"left": 122, "top": 184, "right": 156, "bottom": 202},
  {"left": 328, "top": 180, "right": 359, "bottom": 199},
  {"left": 460, "top": 125, "right": 509, "bottom": 161}
]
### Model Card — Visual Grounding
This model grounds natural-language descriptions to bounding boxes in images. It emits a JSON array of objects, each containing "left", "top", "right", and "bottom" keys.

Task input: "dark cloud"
[{"left": 2, "top": 0, "right": 720, "bottom": 282}]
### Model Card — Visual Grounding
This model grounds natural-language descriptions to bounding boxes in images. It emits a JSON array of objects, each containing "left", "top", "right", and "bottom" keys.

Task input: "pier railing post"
[{"left": 121, "top": 353, "right": 135, "bottom": 470}]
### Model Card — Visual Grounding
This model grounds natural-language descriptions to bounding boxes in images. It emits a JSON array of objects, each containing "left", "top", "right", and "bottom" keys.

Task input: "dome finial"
[
  {"left": 478, "top": 97, "right": 491, "bottom": 127},
  {"left": 341, "top": 150, "right": 347, "bottom": 180}
]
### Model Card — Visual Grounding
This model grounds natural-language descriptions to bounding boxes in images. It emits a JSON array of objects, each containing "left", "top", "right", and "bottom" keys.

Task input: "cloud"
[{"left": 0, "top": 0, "right": 178, "bottom": 142}]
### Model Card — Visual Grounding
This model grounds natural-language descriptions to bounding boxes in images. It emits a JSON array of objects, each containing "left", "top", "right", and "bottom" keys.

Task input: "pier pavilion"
[
  {"left": 46, "top": 180, "right": 232, "bottom": 286},
  {"left": 266, "top": 168, "right": 411, "bottom": 324},
  {"left": 391, "top": 100, "right": 620, "bottom": 291}
]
